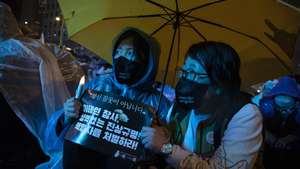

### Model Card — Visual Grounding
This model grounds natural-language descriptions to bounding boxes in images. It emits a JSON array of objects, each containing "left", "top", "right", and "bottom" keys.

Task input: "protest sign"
[{"left": 65, "top": 89, "right": 153, "bottom": 162}]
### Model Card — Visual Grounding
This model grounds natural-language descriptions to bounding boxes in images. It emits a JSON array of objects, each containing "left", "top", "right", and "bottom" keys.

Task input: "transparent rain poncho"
[{"left": 0, "top": 2, "right": 84, "bottom": 168}]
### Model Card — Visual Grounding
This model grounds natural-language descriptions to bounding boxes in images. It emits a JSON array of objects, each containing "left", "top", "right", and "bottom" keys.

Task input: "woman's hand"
[
  {"left": 140, "top": 126, "right": 170, "bottom": 153},
  {"left": 63, "top": 97, "right": 81, "bottom": 124}
]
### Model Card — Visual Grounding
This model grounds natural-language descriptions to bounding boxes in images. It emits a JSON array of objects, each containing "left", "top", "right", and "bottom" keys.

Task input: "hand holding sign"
[
  {"left": 63, "top": 97, "right": 81, "bottom": 124},
  {"left": 63, "top": 76, "right": 86, "bottom": 124},
  {"left": 141, "top": 126, "right": 170, "bottom": 153},
  {"left": 65, "top": 90, "right": 154, "bottom": 162}
]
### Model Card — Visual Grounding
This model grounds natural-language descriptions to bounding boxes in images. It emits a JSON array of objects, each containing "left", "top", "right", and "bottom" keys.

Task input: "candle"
[{"left": 75, "top": 75, "right": 85, "bottom": 99}]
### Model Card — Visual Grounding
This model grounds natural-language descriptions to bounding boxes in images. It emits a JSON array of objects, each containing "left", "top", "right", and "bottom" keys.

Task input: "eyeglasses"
[{"left": 175, "top": 67, "right": 208, "bottom": 81}]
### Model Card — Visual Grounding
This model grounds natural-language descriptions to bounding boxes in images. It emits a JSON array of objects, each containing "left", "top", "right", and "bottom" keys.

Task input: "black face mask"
[
  {"left": 175, "top": 78, "right": 209, "bottom": 110},
  {"left": 114, "top": 57, "right": 145, "bottom": 85}
]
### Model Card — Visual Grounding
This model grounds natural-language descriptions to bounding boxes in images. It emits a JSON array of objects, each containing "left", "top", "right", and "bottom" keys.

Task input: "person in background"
[
  {"left": 141, "top": 41, "right": 263, "bottom": 169},
  {"left": 61, "top": 27, "right": 170, "bottom": 169},
  {"left": 259, "top": 76, "right": 300, "bottom": 169}
]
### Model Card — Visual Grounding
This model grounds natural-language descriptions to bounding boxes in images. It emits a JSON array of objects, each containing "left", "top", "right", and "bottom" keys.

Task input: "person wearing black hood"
[{"left": 62, "top": 28, "right": 170, "bottom": 169}]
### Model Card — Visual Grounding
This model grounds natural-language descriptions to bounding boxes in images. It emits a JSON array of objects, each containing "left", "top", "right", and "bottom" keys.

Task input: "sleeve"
[
  {"left": 166, "top": 103, "right": 263, "bottom": 169},
  {"left": 251, "top": 93, "right": 262, "bottom": 107}
]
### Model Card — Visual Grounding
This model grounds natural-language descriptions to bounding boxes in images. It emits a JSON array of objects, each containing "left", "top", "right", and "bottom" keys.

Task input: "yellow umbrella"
[{"left": 58, "top": 0, "right": 300, "bottom": 89}]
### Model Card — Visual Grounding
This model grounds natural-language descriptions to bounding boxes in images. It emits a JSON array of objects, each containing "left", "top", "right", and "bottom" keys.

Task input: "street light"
[
  {"left": 55, "top": 16, "right": 61, "bottom": 22},
  {"left": 65, "top": 47, "right": 72, "bottom": 51}
]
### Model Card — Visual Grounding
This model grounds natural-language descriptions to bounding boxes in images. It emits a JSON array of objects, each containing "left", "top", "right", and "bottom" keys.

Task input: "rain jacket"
[
  {"left": 259, "top": 76, "right": 300, "bottom": 169},
  {"left": 84, "top": 27, "right": 170, "bottom": 120},
  {"left": 261, "top": 76, "right": 300, "bottom": 141},
  {"left": 40, "top": 28, "right": 170, "bottom": 169}
]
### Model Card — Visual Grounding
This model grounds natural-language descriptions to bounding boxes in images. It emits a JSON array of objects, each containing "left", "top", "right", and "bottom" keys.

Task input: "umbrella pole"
[
  {"left": 153, "top": 0, "right": 181, "bottom": 124},
  {"left": 155, "top": 20, "right": 179, "bottom": 124}
]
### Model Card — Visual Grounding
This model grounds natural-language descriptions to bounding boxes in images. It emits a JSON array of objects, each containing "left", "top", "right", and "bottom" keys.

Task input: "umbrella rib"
[
  {"left": 185, "top": 15, "right": 292, "bottom": 73},
  {"left": 182, "top": 18, "right": 198, "bottom": 24},
  {"left": 182, "top": 0, "right": 227, "bottom": 15},
  {"left": 182, "top": 17, "right": 207, "bottom": 41},
  {"left": 151, "top": 15, "right": 176, "bottom": 36},
  {"left": 160, "top": 15, "right": 173, "bottom": 21},
  {"left": 175, "top": 0, "right": 179, "bottom": 12},
  {"left": 103, "top": 14, "right": 173, "bottom": 20},
  {"left": 180, "top": 24, "right": 192, "bottom": 28},
  {"left": 162, "top": 8, "right": 174, "bottom": 20},
  {"left": 145, "top": 0, "right": 176, "bottom": 13}
]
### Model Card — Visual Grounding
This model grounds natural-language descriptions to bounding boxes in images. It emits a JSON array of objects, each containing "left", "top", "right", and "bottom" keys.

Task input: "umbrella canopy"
[{"left": 58, "top": 0, "right": 300, "bottom": 89}]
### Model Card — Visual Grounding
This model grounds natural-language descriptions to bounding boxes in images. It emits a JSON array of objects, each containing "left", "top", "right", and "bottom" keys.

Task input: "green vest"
[
  {"left": 167, "top": 93, "right": 250, "bottom": 157},
  {"left": 169, "top": 112, "right": 216, "bottom": 157}
]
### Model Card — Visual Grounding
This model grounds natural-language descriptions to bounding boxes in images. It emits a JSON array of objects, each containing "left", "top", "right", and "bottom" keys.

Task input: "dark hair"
[
  {"left": 186, "top": 41, "right": 241, "bottom": 93},
  {"left": 185, "top": 42, "right": 248, "bottom": 129},
  {"left": 113, "top": 30, "right": 149, "bottom": 63}
]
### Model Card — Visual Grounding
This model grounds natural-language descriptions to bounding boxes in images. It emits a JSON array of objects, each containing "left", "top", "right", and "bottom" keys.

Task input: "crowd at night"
[{"left": 0, "top": 0, "right": 300, "bottom": 169}]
